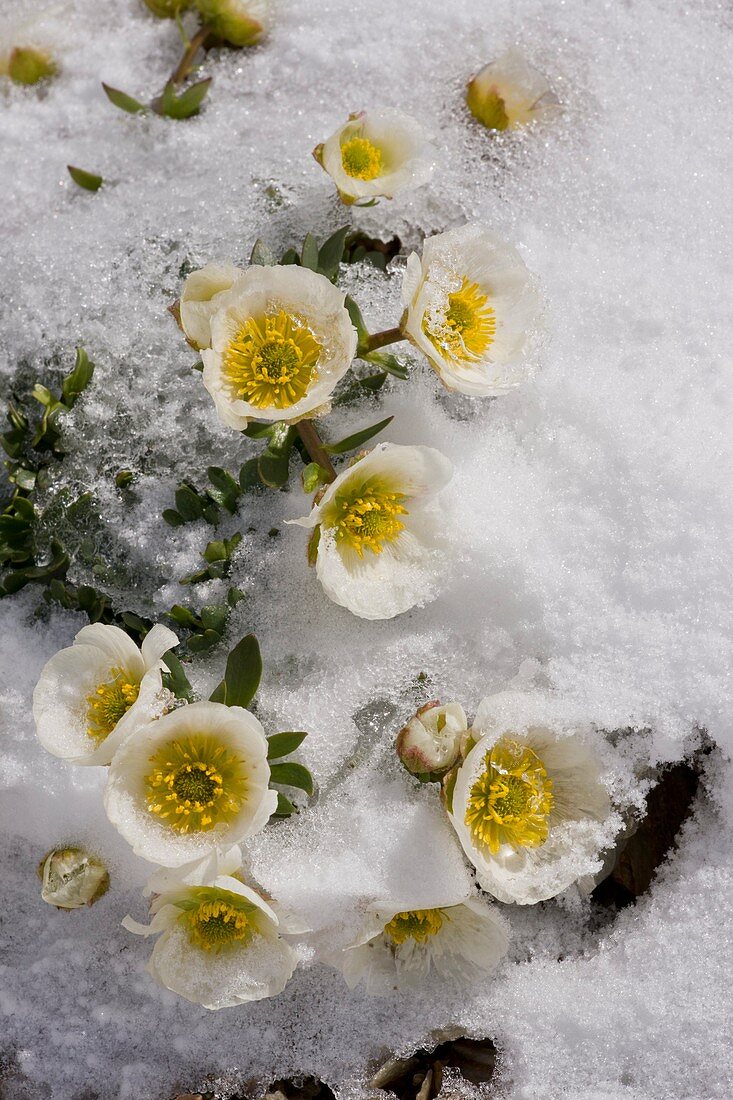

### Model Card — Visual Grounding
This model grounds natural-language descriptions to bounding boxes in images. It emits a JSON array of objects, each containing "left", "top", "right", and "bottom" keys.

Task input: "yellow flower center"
[
  {"left": 465, "top": 738, "right": 554, "bottom": 854},
  {"left": 222, "top": 310, "right": 322, "bottom": 409},
  {"left": 327, "top": 479, "right": 408, "bottom": 558},
  {"left": 340, "top": 136, "right": 383, "bottom": 180},
  {"left": 384, "top": 908, "right": 444, "bottom": 945},
  {"left": 467, "top": 84, "right": 510, "bottom": 131},
  {"left": 146, "top": 736, "right": 248, "bottom": 833},
  {"left": 425, "top": 277, "right": 497, "bottom": 362},
  {"left": 86, "top": 668, "right": 140, "bottom": 743},
  {"left": 180, "top": 887, "right": 257, "bottom": 953}
]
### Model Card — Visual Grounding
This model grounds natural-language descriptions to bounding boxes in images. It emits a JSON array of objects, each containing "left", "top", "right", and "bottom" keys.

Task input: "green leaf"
[
  {"left": 67, "top": 165, "right": 103, "bottom": 192},
  {"left": 188, "top": 629, "right": 222, "bottom": 652},
  {"left": 258, "top": 424, "right": 296, "bottom": 489},
  {"left": 267, "top": 731, "right": 308, "bottom": 759},
  {"left": 272, "top": 792, "right": 297, "bottom": 818},
  {"left": 243, "top": 422, "right": 274, "bottom": 440},
  {"left": 102, "top": 83, "right": 148, "bottom": 114},
  {"left": 269, "top": 761, "right": 314, "bottom": 796},
  {"left": 167, "top": 604, "right": 199, "bottom": 629},
  {"left": 300, "top": 232, "right": 320, "bottom": 271},
  {"left": 317, "top": 225, "right": 349, "bottom": 281},
  {"left": 301, "top": 462, "right": 330, "bottom": 493},
  {"left": 211, "top": 633, "right": 262, "bottom": 708},
  {"left": 239, "top": 457, "right": 261, "bottom": 491},
  {"left": 62, "top": 348, "right": 95, "bottom": 406},
  {"left": 306, "top": 524, "right": 320, "bottom": 567},
  {"left": 324, "top": 415, "right": 393, "bottom": 455},
  {"left": 209, "top": 680, "right": 227, "bottom": 703},
  {"left": 207, "top": 466, "right": 240, "bottom": 498},
  {"left": 174, "top": 482, "right": 204, "bottom": 521},
  {"left": 162, "top": 508, "right": 185, "bottom": 527},
  {"left": 345, "top": 295, "right": 369, "bottom": 344},
  {"left": 280, "top": 248, "right": 299, "bottom": 265},
  {"left": 362, "top": 351, "right": 409, "bottom": 380},
  {"left": 158, "top": 78, "right": 212, "bottom": 119},
  {"left": 250, "top": 238, "right": 276, "bottom": 266},
  {"left": 161, "top": 651, "right": 195, "bottom": 702}
]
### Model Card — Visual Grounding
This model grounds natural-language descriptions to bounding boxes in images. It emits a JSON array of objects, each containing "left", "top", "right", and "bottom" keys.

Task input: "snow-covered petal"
[
  {"left": 315, "top": 109, "right": 434, "bottom": 203},
  {"left": 104, "top": 700, "right": 277, "bottom": 866},
  {"left": 200, "top": 264, "right": 357, "bottom": 428},
  {"left": 448, "top": 694, "right": 614, "bottom": 904},
  {"left": 466, "top": 49, "right": 560, "bottom": 132},
  {"left": 33, "top": 623, "right": 178, "bottom": 767},
  {"left": 402, "top": 223, "right": 541, "bottom": 396},
  {"left": 290, "top": 442, "right": 453, "bottom": 620},
  {"left": 396, "top": 701, "right": 467, "bottom": 774}
]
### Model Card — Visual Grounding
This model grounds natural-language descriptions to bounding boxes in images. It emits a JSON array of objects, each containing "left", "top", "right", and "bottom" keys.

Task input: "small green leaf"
[
  {"left": 62, "top": 348, "right": 95, "bottom": 406},
  {"left": 239, "top": 457, "right": 261, "bottom": 491},
  {"left": 212, "top": 633, "right": 262, "bottom": 709},
  {"left": 280, "top": 248, "right": 299, "bottom": 265},
  {"left": 272, "top": 792, "right": 297, "bottom": 817},
  {"left": 250, "top": 238, "right": 276, "bottom": 266},
  {"left": 174, "top": 482, "right": 204, "bottom": 521},
  {"left": 362, "top": 351, "right": 409, "bottom": 380},
  {"left": 258, "top": 450, "right": 290, "bottom": 488},
  {"left": 269, "top": 761, "right": 314, "bottom": 796},
  {"left": 209, "top": 680, "right": 227, "bottom": 703},
  {"left": 102, "top": 83, "right": 148, "bottom": 114},
  {"left": 161, "top": 651, "right": 195, "bottom": 702},
  {"left": 324, "top": 415, "right": 393, "bottom": 455},
  {"left": 317, "top": 225, "right": 349, "bottom": 281},
  {"left": 345, "top": 295, "right": 369, "bottom": 344},
  {"left": 167, "top": 604, "right": 199, "bottom": 628},
  {"left": 306, "top": 524, "right": 320, "bottom": 567},
  {"left": 267, "top": 731, "right": 308, "bottom": 759},
  {"left": 243, "top": 422, "right": 274, "bottom": 440},
  {"left": 300, "top": 232, "right": 319, "bottom": 271},
  {"left": 158, "top": 77, "right": 212, "bottom": 119},
  {"left": 301, "top": 462, "right": 329, "bottom": 493},
  {"left": 162, "top": 508, "right": 185, "bottom": 527},
  {"left": 67, "top": 166, "right": 103, "bottom": 192},
  {"left": 207, "top": 466, "right": 240, "bottom": 497},
  {"left": 188, "top": 629, "right": 222, "bottom": 652}
]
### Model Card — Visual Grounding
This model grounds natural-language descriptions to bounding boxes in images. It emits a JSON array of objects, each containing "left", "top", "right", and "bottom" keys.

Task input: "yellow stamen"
[
  {"left": 85, "top": 668, "right": 140, "bottom": 743},
  {"left": 425, "top": 277, "right": 497, "bottom": 362},
  {"left": 145, "top": 736, "right": 248, "bottom": 834},
  {"left": 465, "top": 737, "right": 554, "bottom": 854},
  {"left": 180, "top": 887, "right": 258, "bottom": 953},
  {"left": 222, "top": 310, "right": 322, "bottom": 409},
  {"left": 327, "top": 478, "right": 408, "bottom": 558},
  {"left": 340, "top": 136, "right": 383, "bottom": 180},
  {"left": 384, "top": 908, "right": 444, "bottom": 945}
]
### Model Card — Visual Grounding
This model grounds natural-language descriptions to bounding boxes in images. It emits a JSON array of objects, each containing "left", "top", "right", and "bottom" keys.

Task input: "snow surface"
[{"left": 2, "top": 0, "right": 733, "bottom": 1097}]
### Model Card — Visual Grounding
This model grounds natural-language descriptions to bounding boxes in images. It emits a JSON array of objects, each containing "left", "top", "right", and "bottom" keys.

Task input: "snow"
[{"left": 2, "top": 0, "right": 733, "bottom": 1096}]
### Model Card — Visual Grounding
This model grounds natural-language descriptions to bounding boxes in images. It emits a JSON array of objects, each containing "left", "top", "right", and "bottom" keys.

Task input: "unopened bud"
[
  {"left": 142, "top": 0, "right": 192, "bottom": 16},
  {"left": 466, "top": 50, "right": 558, "bottom": 132},
  {"left": 396, "top": 701, "right": 467, "bottom": 776},
  {"left": 7, "top": 47, "right": 57, "bottom": 86},
  {"left": 38, "top": 848, "right": 109, "bottom": 910},
  {"left": 194, "top": 0, "right": 269, "bottom": 47}
]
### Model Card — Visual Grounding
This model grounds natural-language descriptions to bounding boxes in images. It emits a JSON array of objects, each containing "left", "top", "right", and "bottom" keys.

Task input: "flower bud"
[
  {"left": 396, "top": 701, "right": 467, "bottom": 775},
  {"left": 466, "top": 49, "right": 559, "bottom": 132},
  {"left": 7, "top": 46, "right": 57, "bottom": 86},
  {"left": 193, "top": 0, "right": 269, "bottom": 47},
  {"left": 142, "top": 0, "right": 192, "bottom": 17},
  {"left": 38, "top": 848, "right": 110, "bottom": 910}
]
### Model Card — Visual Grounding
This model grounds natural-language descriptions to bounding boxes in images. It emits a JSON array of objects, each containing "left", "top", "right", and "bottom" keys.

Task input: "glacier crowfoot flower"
[
  {"left": 330, "top": 889, "right": 508, "bottom": 994},
  {"left": 123, "top": 849, "right": 296, "bottom": 1007},
  {"left": 104, "top": 699, "right": 277, "bottom": 866},
  {"left": 200, "top": 264, "right": 357, "bottom": 429},
  {"left": 466, "top": 50, "right": 559, "bottom": 132},
  {"left": 402, "top": 224, "right": 541, "bottom": 396},
  {"left": 396, "top": 701, "right": 467, "bottom": 775},
  {"left": 179, "top": 261, "right": 244, "bottom": 351},
  {"left": 447, "top": 694, "right": 613, "bottom": 904},
  {"left": 33, "top": 623, "right": 178, "bottom": 766},
  {"left": 290, "top": 442, "right": 453, "bottom": 620},
  {"left": 313, "top": 110, "right": 434, "bottom": 205},
  {"left": 38, "top": 848, "right": 109, "bottom": 909}
]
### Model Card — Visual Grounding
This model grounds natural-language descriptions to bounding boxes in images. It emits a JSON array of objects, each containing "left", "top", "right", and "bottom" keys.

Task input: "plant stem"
[
  {"left": 296, "top": 421, "right": 337, "bottom": 482},
  {"left": 169, "top": 23, "right": 213, "bottom": 85},
  {"left": 365, "top": 326, "right": 405, "bottom": 353}
]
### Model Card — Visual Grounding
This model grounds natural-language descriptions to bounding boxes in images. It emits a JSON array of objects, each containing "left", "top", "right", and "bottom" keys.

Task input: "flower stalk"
[
  {"left": 296, "top": 420, "right": 337, "bottom": 482},
  {"left": 364, "top": 326, "right": 405, "bottom": 353},
  {"left": 169, "top": 22, "right": 214, "bottom": 85}
]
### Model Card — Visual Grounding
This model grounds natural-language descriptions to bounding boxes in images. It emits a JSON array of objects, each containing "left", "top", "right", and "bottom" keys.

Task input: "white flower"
[
  {"left": 447, "top": 694, "right": 613, "bottom": 904},
  {"left": 104, "top": 700, "right": 277, "bottom": 866},
  {"left": 291, "top": 442, "right": 453, "bottom": 620},
  {"left": 179, "top": 262, "right": 244, "bottom": 351},
  {"left": 123, "top": 848, "right": 297, "bottom": 1008},
  {"left": 330, "top": 889, "right": 508, "bottom": 995},
  {"left": 466, "top": 49, "right": 559, "bottom": 132},
  {"left": 313, "top": 110, "right": 434, "bottom": 205},
  {"left": 33, "top": 623, "right": 178, "bottom": 767},
  {"left": 193, "top": 0, "right": 270, "bottom": 47},
  {"left": 396, "top": 701, "right": 467, "bottom": 775},
  {"left": 401, "top": 223, "right": 541, "bottom": 396},
  {"left": 200, "top": 265, "right": 357, "bottom": 429}
]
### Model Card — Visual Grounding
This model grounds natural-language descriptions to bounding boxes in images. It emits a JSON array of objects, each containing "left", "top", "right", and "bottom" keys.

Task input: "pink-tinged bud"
[{"left": 396, "top": 701, "right": 467, "bottom": 775}]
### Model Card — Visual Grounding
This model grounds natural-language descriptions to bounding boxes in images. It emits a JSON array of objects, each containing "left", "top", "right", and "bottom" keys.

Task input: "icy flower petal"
[
  {"left": 330, "top": 889, "right": 508, "bottom": 995},
  {"left": 402, "top": 224, "right": 541, "bottom": 396},
  {"left": 447, "top": 694, "right": 613, "bottom": 904},
  {"left": 466, "top": 49, "right": 560, "bottom": 132},
  {"left": 33, "top": 623, "right": 178, "bottom": 767},
  {"left": 104, "top": 700, "right": 277, "bottom": 867},
  {"left": 316, "top": 109, "right": 434, "bottom": 204},
  {"left": 396, "top": 701, "right": 467, "bottom": 774},
  {"left": 290, "top": 442, "right": 453, "bottom": 619},
  {"left": 39, "top": 847, "right": 109, "bottom": 910},
  {"left": 124, "top": 858, "right": 296, "bottom": 1008},
  {"left": 200, "top": 264, "right": 357, "bottom": 429},
  {"left": 180, "top": 262, "right": 244, "bottom": 351}
]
